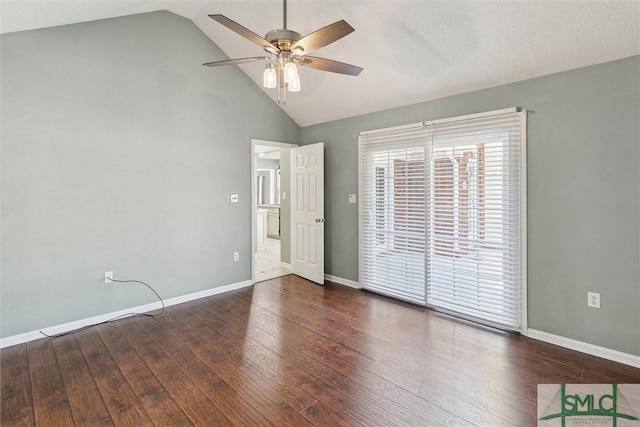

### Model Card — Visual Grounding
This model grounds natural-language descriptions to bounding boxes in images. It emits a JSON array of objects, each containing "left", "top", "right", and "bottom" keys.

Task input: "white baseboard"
[
  {"left": 324, "top": 274, "right": 360, "bottom": 289},
  {"left": 526, "top": 329, "right": 640, "bottom": 368},
  {"left": 0, "top": 280, "right": 253, "bottom": 349},
  {"left": 280, "top": 262, "right": 292, "bottom": 269}
]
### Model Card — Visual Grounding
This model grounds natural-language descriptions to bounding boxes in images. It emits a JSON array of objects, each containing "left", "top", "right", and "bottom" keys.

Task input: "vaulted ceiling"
[{"left": 2, "top": 1, "right": 639, "bottom": 127}]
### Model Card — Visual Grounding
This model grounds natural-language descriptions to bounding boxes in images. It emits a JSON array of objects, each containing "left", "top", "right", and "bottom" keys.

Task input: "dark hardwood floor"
[{"left": 1, "top": 275, "right": 639, "bottom": 426}]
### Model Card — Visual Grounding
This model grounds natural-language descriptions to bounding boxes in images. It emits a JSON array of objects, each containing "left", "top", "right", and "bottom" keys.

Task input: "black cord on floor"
[
  {"left": 39, "top": 278, "right": 164, "bottom": 339},
  {"left": 107, "top": 278, "right": 165, "bottom": 317}
]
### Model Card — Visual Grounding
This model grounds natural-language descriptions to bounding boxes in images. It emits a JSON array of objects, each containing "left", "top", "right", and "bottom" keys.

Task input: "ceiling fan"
[{"left": 203, "top": 0, "right": 363, "bottom": 100}]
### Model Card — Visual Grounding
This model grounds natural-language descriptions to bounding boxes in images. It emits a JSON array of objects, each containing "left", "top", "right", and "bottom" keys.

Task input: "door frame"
[{"left": 251, "top": 139, "right": 298, "bottom": 284}]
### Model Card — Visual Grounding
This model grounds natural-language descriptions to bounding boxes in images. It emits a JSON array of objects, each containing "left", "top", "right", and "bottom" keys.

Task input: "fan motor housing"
[{"left": 265, "top": 29, "right": 302, "bottom": 51}]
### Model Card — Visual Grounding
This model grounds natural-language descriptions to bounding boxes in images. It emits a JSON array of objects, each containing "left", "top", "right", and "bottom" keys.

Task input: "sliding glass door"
[{"left": 359, "top": 108, "right": 526, "bottom": 331}]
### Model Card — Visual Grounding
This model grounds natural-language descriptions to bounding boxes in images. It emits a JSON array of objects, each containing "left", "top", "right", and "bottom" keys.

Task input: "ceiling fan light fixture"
[
  {"left": 288, "top": 72, "right": 301, "bottom": 92},
  {"left": 284, "top": 62, "right": 298, "bottom": 84},
  {"left": 204, "top": 0, "right": 362, "bottom": 101},
  {"left": 263, "top": 64, "right": 277, "bottom": 88}
]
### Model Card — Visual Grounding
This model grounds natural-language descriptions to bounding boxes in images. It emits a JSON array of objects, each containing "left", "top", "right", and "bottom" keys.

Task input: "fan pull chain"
[{"left": 276, "top": 66, "right": 287, "bottom": 105}]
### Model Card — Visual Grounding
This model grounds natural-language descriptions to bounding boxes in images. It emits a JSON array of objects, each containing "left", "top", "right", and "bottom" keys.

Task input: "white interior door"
[{"left": 290, "top": 143, "right": 324, "bottom": 284}]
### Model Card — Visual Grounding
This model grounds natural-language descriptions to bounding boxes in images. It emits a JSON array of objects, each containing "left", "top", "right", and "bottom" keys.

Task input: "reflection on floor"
[{"left": 255, "top": 238, "right": 291, "bottom": 282}]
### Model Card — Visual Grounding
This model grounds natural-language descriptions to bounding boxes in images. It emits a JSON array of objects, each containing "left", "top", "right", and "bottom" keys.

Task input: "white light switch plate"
[
  {"left": 348, "top": 194, "right": 357, "bottom": 203},
  {"left": 230, "top": 193, "right": 239, "bottom": 203}
]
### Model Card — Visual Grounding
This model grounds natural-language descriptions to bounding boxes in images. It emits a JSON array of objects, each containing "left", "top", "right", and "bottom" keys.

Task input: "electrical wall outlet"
[
  {"left": 230, "top": 193, "right": 239, "bottom": 203},
  {"left": 588, "top": 292, "right": 600, "bottom": 308},
  {"left": 233, "top": 252, "right": 239, "bottom": 262},
  {"left": 348, "top": 194, "right": 357, "bottom": 203},
  {"left": 104, "top": 271, "right": 113, "bottom": 284}
]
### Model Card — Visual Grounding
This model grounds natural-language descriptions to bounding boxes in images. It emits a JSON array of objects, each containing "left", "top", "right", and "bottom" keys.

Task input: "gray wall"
[
  {"left": 0, "top": 11, "right": 299, "bottom": 338},
  {"left": 300, "top": 56, "right": 640, "bottom": 356}
]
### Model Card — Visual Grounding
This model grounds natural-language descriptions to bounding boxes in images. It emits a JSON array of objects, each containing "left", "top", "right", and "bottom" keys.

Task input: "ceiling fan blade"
[
  {"left": 208, "top": 14, "right": 279, "bottom": 53},
  {"left": 203, "top": 56, "right": 269, "bottom": 67},
  {"left": 298, "top": 56, "right": 363, "bottom": 76},
  {"left": 291, "top": 20, "right": 354, "bottom": 55}
]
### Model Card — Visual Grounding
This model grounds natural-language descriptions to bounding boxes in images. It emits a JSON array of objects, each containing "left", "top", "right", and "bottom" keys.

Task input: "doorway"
[{"left": 251, "top": 139, "right": 297, "bottom": 283}]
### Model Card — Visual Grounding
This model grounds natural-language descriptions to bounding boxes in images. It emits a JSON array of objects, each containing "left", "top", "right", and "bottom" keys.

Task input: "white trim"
[
  {"left": 425, "top": 107, "right": 517, "bottom": 126},
  {"left": 357, "top": 136, "right": 364, "bottom": 295},
  {"left": 280, "top": 262, "right": 291, "bottom": 269},
  {"left": 526, "top": 329, "right": 640, "bottom": 368},
  {"left": 324, "top": 274, "right": 361, "bottom": 289},
  {"left": 0, "top": 280, "right": 252, "bottom": 349},
  {"left": 519, "top": 110, "right": 528, "bottom": 333}
]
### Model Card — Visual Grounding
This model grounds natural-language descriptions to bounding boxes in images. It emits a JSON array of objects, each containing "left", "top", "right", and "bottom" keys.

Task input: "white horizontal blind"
[
  {"left": 359, "top": 124, "right": 427, "bottom": 304},
  {"left": 425, "top": 111, "right": 526, "bottom": 330}
]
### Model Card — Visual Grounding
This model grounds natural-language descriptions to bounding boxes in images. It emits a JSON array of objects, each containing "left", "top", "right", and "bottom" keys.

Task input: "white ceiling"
[{"left": 2, "top": 1, "right": 639, "bottom": 127}]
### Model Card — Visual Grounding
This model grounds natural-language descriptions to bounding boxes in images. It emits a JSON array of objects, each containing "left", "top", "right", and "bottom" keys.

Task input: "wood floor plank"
[
  {"left": 208, "top": 357, "right": 314, "bottom": 426},
  {"left": 335, "top": 376, "right": 463, "bottom": 426},
  {"left": 246, "top": 278, "right": 363, "bottom": 328},
  {"left": 199, "top": 295, "right": 449, "bottom": 426},
  {"left": 161, "top": 306, "right": 320, "bottom": 413},
  {"left": 189, "top": 294, "right": 375, "bottom": 427},
  {"left": 205, "top": 300, "right": 364, "bottom": 381},
  {"left": 131, "top": 315, "right": 276, "bottom": 427},
  {"left": 0, "top": 344, "right": 34, "bottom": 423},
  {"left": 75, "top": 328, "right": 153, "bottom": 426},
  {"left": 220, "top": 340, "right": 320, "bottom": 412},
  {"left": 223, "top": 329, "right": 357, "bottom": 424},
  {"left": 0, "top": 412, "right": 35, "bottom": 426},
  {"left": 205, "top": 293, "right": 375, "bottom": 376},
  {"left": 232, "top": 280, "right": 359, "bottom": 329},
  {"left": 95, "top": 322, "right": 194, "bottom": 427},
  {"left": 147, "top": 307, "right": 296, "bottom": 425},
  {"left": 52, "top": 334, "right": 114, "bottom": 426},
  {"left": 168, "top": 307, "right": 229, "bottom": 343},
  {"left": 240, "top": 299, "right": 372, "bottom": 367},
  {"left": 240, "top": 324, "right": 350, "bottom": 387},
  {"left": 294, "top": 363, "right": 430, "bottom": 426},
  {"left": 26, "top": 339, "right": 75, "bottom": 427},
  {"left": 300, "top": 400, "right": 365, "bottom": 427},
  {"left": 344, "top": 368, "right": 476, "bottom": 426},
  {"left": 367, "top": 358, "right": 531, "bottom": 426},
  {"left": 116, "top": 317, "right": 234, "bottom": 427}
]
